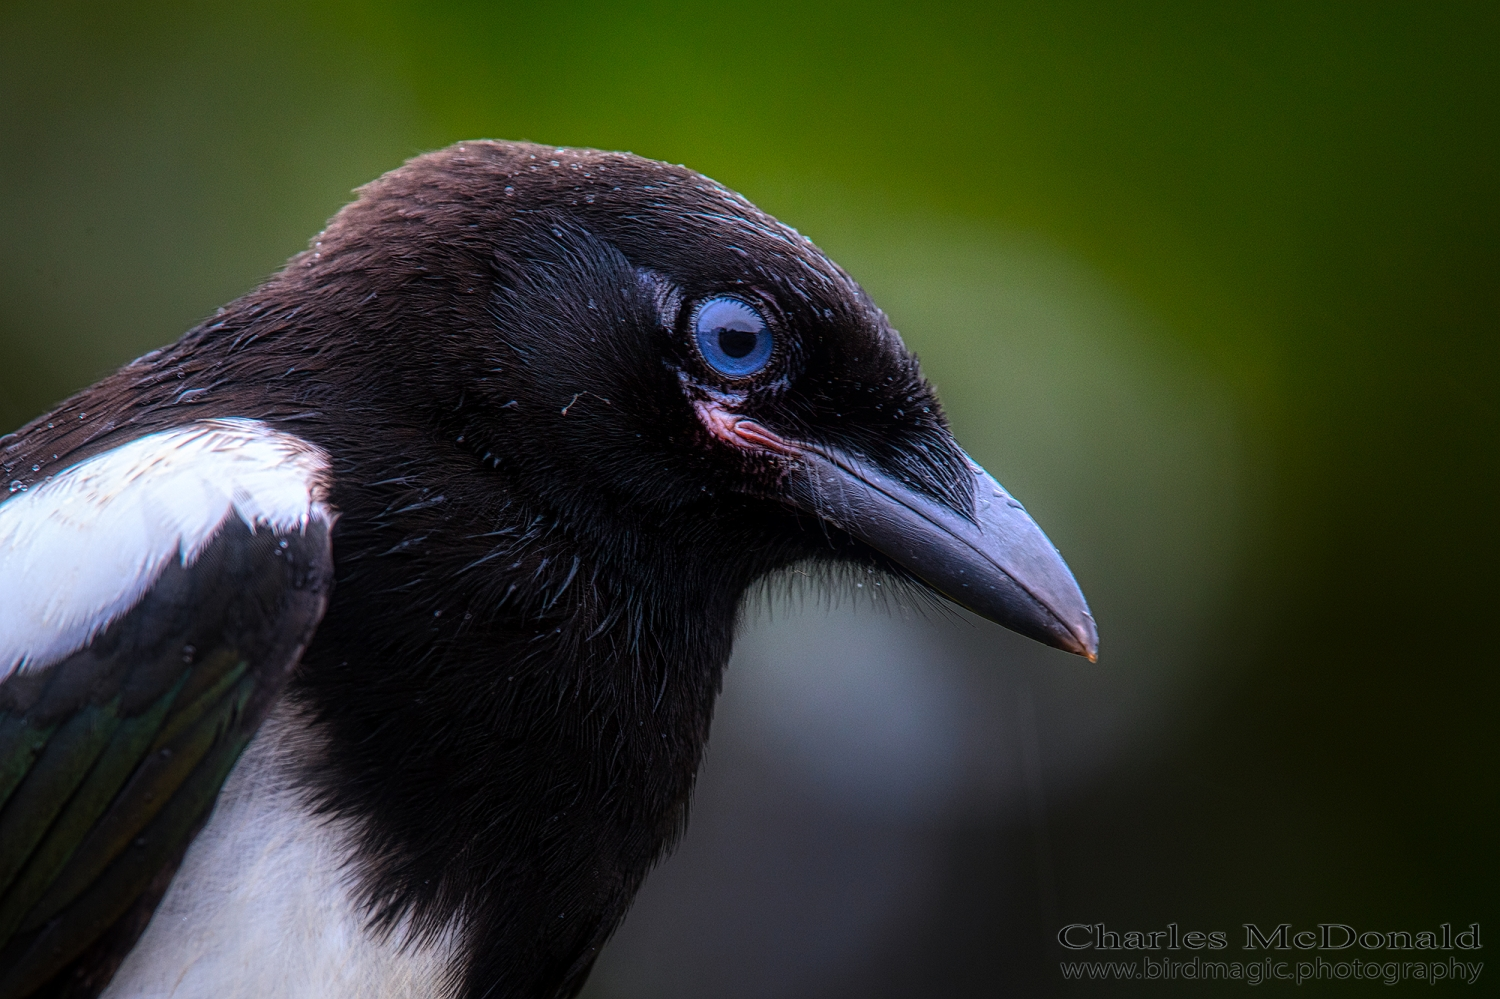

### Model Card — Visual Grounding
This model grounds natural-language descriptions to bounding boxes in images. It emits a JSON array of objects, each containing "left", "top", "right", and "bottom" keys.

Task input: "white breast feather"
[
  {"left": 0, "top": 418, "right": 333, "bottom": 679},
  {"left": 102, "top": 705, "right": 463, "bottom": 999}
]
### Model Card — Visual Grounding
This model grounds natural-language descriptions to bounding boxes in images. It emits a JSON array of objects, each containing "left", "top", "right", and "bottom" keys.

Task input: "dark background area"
[{"left": 2, "top": 2, "right": 1495, "bottom": 994}]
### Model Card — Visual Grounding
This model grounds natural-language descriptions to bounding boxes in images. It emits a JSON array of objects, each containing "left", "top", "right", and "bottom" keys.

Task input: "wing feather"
[{"left": 0, "top": 421, "right": 335, "bottom": 999}]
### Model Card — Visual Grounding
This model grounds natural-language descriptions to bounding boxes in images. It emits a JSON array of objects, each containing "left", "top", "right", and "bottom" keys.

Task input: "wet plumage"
[{"left": 0, "top": 141, "right": 1094, "bottom": 999}]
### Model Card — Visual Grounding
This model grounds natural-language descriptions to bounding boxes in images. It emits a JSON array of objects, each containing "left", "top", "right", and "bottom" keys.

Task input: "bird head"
[
  {"left": 0, "top": 141, "right": 1100, "bottom": 999},
  {"left": 268, "top": 141, "right": 1096, "bottom": 660}
]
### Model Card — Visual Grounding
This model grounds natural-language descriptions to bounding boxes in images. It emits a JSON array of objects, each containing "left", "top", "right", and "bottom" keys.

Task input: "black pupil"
[{"left": 717, "top": 328, "right": 759, "bottom": 359}]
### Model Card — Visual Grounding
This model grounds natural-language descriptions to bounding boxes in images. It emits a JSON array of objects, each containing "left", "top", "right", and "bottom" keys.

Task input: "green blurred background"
[{"left": 1, "top": 2, "right": 1495, "bottom": 994}]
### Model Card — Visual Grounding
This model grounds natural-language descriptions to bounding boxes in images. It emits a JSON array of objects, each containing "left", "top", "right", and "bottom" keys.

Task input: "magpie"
[{"left": 0, "top": 141, "right": 1097, "bottom": 999}]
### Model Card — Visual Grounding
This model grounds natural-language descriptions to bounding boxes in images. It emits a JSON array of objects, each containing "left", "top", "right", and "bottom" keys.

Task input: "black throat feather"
[{"left": 291, "top": 435, "right": 774, "bottom": 999}]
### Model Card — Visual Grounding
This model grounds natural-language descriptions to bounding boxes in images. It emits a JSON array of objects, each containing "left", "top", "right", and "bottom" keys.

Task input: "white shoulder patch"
[{"left": 0, "top": 418, "right": 333, "bottom": 679}]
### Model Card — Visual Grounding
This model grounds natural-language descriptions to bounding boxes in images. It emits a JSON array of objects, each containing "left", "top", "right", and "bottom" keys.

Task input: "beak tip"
[
  {"left": 1002, "top": 611, "right": 1098, "bottom": 661},
  {"left": 1004, "top": 597, "right": 1098, "bottom": 661},
  {"left": 1061, "top": 613, "right": 1099, "bottom": 662},
  {"left": 1079, "top": 615, "right": 1099, "bottom": 662},
  {"left": 782, "top": 441, "right": 1102, "bottom": 663}
]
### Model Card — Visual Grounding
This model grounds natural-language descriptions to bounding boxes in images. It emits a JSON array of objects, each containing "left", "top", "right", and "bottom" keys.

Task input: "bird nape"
[{"left": 0, "top": 141, "right": 1096, "bottom": 999}]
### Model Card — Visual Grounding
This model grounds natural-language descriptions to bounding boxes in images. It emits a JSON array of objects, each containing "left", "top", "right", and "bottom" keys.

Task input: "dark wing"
[
  {"left": 0, "top": 518, "right": 331, "bottom": 999},
  {"left": 0, "top": 420, "right": 334, "bottom": 999}
]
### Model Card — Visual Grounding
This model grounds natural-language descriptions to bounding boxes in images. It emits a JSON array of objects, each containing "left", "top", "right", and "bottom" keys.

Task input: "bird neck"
[{"left": 284, "top": 449, "right": 748, "bottom": 999}]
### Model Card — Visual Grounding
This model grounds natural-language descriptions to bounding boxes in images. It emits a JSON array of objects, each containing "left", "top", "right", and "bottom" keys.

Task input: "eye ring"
[{"left": 692, "top": 297, "right": 774, "bottom": 379}]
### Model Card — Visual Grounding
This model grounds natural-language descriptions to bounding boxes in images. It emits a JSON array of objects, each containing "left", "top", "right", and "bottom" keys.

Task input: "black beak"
[{"left": 780, "top": 438, "right": 1098, "bottom": 660}]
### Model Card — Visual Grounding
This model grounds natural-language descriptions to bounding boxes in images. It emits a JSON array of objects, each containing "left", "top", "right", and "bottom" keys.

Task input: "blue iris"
[{"left": 693, "top": 297, "right": 773, "bottom": 378}]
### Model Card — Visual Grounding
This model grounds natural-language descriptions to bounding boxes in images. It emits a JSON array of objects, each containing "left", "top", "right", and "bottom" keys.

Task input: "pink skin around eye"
[{"left": 693, "top": 399, "right": 799, "bottom": 457}]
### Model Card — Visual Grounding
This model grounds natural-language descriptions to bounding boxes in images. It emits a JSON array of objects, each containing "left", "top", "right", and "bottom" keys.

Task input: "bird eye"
[{"left": 693, "top": 297, "right": 773, "bottom": 378}]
